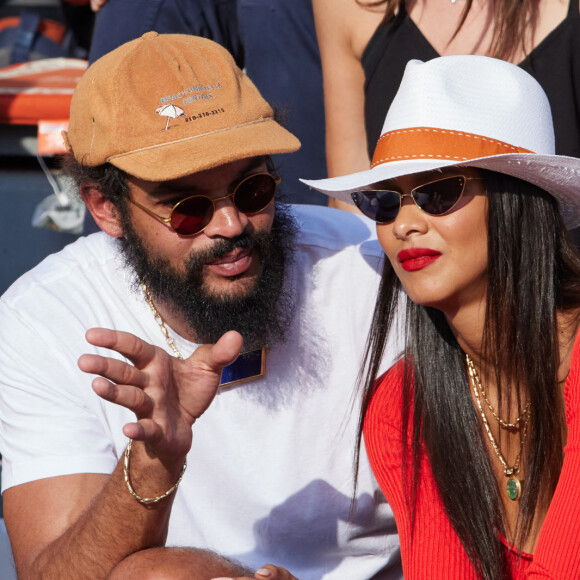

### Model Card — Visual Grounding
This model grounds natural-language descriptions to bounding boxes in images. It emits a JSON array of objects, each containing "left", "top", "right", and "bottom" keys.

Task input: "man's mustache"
[{"left": 185, "top": 233, "right": 258, "bottom": 268}]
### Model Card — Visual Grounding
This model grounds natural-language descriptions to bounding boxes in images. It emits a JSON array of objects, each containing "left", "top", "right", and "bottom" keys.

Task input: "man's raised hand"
[{"left": 78, "top": 328, "right": 243, "bottom": 459}]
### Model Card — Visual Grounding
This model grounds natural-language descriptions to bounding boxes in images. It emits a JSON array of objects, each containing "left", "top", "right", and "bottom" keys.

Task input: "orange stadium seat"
[{"left": 0, "top": 57, "right": 86, "bottom": 153}]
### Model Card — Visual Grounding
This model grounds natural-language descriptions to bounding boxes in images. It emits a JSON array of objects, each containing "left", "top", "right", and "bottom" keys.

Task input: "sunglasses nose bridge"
[
  {"left": 399, "top": 191, "right": 417, "bottom": 210},
  {"left": 200, "top": 190, "right": 240, "bottom": 228},
  {"left": 392, "top": 190, "right": 429, "bottom": 227},
  {"left": 210, "top": 189, "right": 237, "bottom": 207},
  {"left": 201, "top": 187, "right": 253, "bottom": 239}
]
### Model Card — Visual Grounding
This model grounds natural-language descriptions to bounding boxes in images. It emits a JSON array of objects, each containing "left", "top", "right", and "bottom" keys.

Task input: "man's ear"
[{"left": 80, "top": 183, "right": 124, "bottom": 238}]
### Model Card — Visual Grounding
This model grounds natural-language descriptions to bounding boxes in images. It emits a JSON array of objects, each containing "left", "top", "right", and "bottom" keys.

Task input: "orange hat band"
[{"left": 371, "top": 127, "right": 535, "bottom": 168}]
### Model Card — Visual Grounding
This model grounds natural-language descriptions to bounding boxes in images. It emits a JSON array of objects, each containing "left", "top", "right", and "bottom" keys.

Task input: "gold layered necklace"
[
  {"left": 142, "top": 282, "right": 267, "bottom": 388},
  {"left": 466, "top": 354, "right": 531, "bottom": 501},
  {"left": 142, "top": 283, "right": 184, "bottom": 360}
]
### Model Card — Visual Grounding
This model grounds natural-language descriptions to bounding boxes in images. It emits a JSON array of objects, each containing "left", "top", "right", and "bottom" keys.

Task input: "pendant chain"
[
  {"left": 466, "top": 354, "right": 531, "bottom": 500},
  {"left": 470, "top": 362, "right": 530, "bottom": 430},
  {"left": 142, "top": 282, "right": 184, "bottom": 360}
]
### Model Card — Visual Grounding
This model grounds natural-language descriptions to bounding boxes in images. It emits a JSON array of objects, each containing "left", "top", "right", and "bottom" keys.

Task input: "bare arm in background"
[{"left": 313, "top": 0, "right": 384, "bottom": 212}]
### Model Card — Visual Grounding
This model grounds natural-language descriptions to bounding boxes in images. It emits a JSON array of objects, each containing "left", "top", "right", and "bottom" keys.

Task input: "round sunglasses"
[
  {"left": 129, "top": 170, "right": 281, "bottom": 236},
  {"left": 351, "top": 175, "right": 483, "bottom": 223}
]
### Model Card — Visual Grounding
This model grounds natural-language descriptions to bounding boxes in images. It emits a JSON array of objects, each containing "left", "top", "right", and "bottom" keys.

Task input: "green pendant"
[{"left": 506, "top": 476, "right": 521, "bottom": 501}]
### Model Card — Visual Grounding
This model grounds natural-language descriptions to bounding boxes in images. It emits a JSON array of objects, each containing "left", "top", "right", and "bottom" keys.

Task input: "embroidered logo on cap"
[
  {"left": 155, "top": 104, "right": 186, "bottom": 131},
  {"left": 155, "top": 82, "right": 225, "bottom": 130}
]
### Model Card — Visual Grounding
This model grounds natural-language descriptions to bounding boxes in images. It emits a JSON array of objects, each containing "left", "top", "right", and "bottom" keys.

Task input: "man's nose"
[{"left": 203, "top": 195, "right": 248, "bottom": 238}]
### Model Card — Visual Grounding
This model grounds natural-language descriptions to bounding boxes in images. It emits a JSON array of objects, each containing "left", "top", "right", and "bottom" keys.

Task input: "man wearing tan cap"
[{"left": 0, "top": 33, "right": 401, "bottom": 579}]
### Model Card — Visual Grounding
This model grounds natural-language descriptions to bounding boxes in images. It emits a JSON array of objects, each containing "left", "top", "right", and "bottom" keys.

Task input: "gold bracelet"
[{"left": 123, "top": 439, "right": 187, "bottom": 505}]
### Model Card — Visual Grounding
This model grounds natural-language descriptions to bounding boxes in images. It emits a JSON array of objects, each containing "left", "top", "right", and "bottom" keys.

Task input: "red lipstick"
[{"left": 397, "top": 247, "right": 442, "bottom": 272}]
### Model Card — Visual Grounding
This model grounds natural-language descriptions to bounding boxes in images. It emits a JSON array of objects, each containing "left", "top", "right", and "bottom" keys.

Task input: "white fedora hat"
[{"left": 302, "top": 55, "right": 580, "bottom": 229}]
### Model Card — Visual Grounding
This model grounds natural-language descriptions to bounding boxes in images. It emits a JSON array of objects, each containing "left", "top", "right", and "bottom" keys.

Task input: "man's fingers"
[
  {"left": 84, "top": 328, "right": 157, "bottom": 368},
  {"left": 122, "top": 418, "right": 162, "bottom": 442},
  {"left": 211, "top": 564, "right": 298, "bottom": 580},
  {"left": 191, "top": 331, "right": 243, "bottom": 371},
  {"left": 91, "top": 377, "right": 153, "bottom": 416},
  {"left": 85, "top": 328, "right": 243, "bottom": 378},
  {"left": 78, "top": 353, "right": 148, "bottom": 389},
  {"left": 255, "top": 565, "right": 298, "bottom": 580}
]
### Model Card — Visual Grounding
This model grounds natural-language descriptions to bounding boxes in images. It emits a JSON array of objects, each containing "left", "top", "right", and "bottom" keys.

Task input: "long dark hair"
[
  {"left": 356, "top": 171, "right": 580, "bottom": 579},
  {"left": 357, "top": 0, "right": 539, "bottom": 61}
]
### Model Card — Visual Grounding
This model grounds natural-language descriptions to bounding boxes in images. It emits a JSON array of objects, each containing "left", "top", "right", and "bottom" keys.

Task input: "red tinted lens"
[
  {"left": 170, "top": 196, "right": 213, "bottom": 235},
  {"left": 234, "top": 174, "right": 277, "bottom": 214}
]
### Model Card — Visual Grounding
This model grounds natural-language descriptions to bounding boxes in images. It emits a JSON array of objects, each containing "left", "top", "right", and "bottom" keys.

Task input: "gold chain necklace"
[
  {"left": 473, "top": 366, "right": 530, "bottom": 431},
  {"left": 141, "top": 282, "right": 268, "bottom": 388},
  {"left": 142, "top": 283, "right": 184, "bottom": 359},
  {"left": 466, "top": 354, "right": 531, "bottom": 501}
]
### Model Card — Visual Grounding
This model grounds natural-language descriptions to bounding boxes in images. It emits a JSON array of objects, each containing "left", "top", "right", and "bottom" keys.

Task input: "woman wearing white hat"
[{"left": 303, "top": 55, "right": 580, "bottom": 578}]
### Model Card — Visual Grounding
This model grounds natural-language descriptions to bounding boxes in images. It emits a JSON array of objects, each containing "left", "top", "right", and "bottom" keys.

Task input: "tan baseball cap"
[{"left": 63, "top": 32, "right": 301, "bottom": 181}]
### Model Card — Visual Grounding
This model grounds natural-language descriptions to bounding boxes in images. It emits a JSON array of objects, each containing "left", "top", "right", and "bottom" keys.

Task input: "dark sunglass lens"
[
  {"left": 235, "top": 174, "right": 277, "bottom": 214},
  {"left": 351, "top": 191, "right": 378, "bottom": 220},
  {"left": 171, "top": 196, "right": 213, "bottom": 235},
  {"left": 351, "top": 190, "right": 401, "bottom": 222},
  {"left": 413, "top": 176, "right": 465, "bottom": 215}
]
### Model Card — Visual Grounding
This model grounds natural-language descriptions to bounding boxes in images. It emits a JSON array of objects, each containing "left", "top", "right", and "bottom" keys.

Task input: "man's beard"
[{"left": 117, "top": 202, "right": 298, "bottom": 349}]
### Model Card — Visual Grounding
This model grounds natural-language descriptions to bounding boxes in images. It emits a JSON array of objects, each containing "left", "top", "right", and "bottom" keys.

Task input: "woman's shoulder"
[
  {"left": 366, "top": 359, "right": 408, "bottom": 429},
  {"left": 562, "top": 314, "right": 580, "bottom": 431}
]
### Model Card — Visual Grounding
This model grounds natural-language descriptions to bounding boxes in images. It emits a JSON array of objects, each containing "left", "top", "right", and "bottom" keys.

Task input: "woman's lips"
[
  {"left": 397, "top": 247, "right": 442, "bottom": 272},
  {"left": 205, "top": 248, "right": 254, "bottom": 277}
]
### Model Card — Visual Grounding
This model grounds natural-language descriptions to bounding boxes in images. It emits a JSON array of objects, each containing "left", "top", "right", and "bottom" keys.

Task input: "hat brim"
[
  {"left": 301, "top": 153, "right": 580, "bottom": 229},
  {"left": 109, "top": 117, "right": 300, "bottom": 181}
]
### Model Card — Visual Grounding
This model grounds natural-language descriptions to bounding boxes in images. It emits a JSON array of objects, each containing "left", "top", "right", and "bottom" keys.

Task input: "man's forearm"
[
  {"left": 22, "top": 441, "right": 185, "bottom": 580},
  {"left": 13, "top": 328, "right": 240, "bottom": 579}
]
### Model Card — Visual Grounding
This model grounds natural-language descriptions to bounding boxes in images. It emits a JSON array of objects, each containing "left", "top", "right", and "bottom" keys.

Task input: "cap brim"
[
  {"left": 109, "top": 118, "right": 300, "bottom": 181},
  {"left": 301, "top": 153, "right": 580, "bottom": 229}
]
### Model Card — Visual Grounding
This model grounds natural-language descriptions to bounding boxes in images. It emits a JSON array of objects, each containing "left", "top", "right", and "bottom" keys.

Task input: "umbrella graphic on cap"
[{"left": 156, "top": 104, "right": 186, "bottom": 130}]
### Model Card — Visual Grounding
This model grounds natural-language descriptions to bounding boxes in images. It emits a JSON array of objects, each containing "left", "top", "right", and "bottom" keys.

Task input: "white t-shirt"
[{"left": 0, "top": 205, "right": 401, "bottom": 579}]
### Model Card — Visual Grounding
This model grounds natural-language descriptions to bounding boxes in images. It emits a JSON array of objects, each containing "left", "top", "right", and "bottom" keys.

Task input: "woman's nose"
[{"left": 391, "top": 195, "right": 428, "bottom": 239}]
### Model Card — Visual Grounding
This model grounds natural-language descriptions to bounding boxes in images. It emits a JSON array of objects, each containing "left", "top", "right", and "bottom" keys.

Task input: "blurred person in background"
[{"left": 315, "top": 0, "right": 580, "bottom": 216}]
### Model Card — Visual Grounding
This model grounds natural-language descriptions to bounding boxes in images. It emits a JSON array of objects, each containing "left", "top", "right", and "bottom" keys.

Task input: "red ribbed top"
[{"left": 364, "top": 330, "right": 580, "bottom": 579}]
